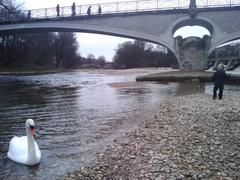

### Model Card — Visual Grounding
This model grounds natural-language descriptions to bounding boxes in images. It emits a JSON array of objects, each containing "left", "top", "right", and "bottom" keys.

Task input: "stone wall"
[{"left": 175, "top": 35, "right": 210, "bottom": 70}]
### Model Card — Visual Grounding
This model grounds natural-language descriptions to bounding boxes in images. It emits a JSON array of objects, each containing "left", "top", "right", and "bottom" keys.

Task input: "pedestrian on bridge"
[
  {"left": 212, "top": 63, "right": 228, "bottom": 100},
  {"left": 56, "top": 4, "right": 60, "bottom": 17},
  {"left": 87, "top": 6, "right": 92, "bottom": 15},
  {"left": 72, "top": 2, "right": 76, "bottom": 16},
  {"left": 98, "top": 5, "right": 102, "bottom": 15},
  {"left": 27, "top": 10, "right": 31, "bottom": 20}
]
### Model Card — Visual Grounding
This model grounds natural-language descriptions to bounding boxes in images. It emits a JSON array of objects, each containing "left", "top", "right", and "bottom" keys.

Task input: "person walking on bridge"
[
  {"left": 27, "top": 10, "right": 31, "bottom": 19},
  {"left": 212, "top": 63, "right": 228, "bottom": 100},
  {"left": 98, "top": 5, "right": 102, "bottom": 15},
  {"left": 87, "top": 6, "right": 92, "bottom": 15},
  {"left": 56, "top": 4, "right": 60, "bottom": 17},
  {"left": 72, "top": 2, "right": 76, "bottom": 16}
]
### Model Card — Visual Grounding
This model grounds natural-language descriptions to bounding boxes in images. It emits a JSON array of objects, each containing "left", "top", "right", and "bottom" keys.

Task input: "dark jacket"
[{"left": 212, "top": 69, "right": 228, "bottom": 87}]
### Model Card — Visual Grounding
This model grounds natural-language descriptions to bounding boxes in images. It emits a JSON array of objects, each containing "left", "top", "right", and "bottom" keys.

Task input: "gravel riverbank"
[{"left": 65, "top": 94, "right": 240, "bottom": 179}]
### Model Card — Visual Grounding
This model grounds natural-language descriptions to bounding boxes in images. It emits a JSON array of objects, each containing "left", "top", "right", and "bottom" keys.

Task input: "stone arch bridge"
[{"left": 0, "top": 0, "right": 239, "bottom": 70}]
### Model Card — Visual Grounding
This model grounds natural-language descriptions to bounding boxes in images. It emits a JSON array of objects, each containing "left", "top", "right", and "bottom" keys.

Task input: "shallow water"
[{"left": 0, "top": 70, "right": 239, "bottom": 179}]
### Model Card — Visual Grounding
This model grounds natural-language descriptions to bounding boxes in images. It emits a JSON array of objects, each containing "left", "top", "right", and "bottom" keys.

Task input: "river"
[{"left": 0, "top": 69, "right": 240, "bottom": 179}]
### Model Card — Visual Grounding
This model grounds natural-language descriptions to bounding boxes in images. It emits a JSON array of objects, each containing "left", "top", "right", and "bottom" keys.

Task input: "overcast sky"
[{"left": 16, "top": 0, "right": 210, "bottom": 61}]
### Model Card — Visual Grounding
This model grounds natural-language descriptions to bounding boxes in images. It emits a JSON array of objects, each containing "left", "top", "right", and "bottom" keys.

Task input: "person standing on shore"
[{"left": 212, "top": 63, "right": 228, "bottom": 100}]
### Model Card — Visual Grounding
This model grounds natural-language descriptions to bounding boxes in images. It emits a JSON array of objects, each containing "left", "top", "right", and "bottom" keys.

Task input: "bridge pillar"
[
  {"left": 188, "top": 0, "right": 198, "bottom": 18},
  {"left": 226, "top": 59, "right": 233, "bottom": 70},
  {"left": 189, "top": 0, "right": 197, "bottom": 9},
  {"left": 174, "top": 35, "right": 211, "bottom": 70}
]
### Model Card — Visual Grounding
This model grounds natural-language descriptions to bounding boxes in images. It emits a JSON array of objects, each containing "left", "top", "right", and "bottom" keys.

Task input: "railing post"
[
  {"left": 61, "top": 7, "right": 64, "bottom": 17},
  {"left": 7, "top": 12, "right": 10, "bottom": 22},
  {"left": 157, "top": 0, "right": 159, "bottom": 10},
  {"left": 136, "top": 0, "right": 138, "bottom": 12},
  {"left": 116, "top": 2, "right": 119, "bottom": 13},
  {"left": 45, "top": 8, "right": 47, "bottom": 18}
]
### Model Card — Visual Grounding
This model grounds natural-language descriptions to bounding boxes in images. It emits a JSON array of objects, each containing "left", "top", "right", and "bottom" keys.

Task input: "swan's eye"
[{"left": 30, "top": 125, "right": 35, "bottom": 129}]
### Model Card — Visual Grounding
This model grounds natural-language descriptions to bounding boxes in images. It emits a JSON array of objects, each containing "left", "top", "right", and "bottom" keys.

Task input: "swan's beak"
[{"left": 30, "top": 127, "right": 36, "bottom": 138}]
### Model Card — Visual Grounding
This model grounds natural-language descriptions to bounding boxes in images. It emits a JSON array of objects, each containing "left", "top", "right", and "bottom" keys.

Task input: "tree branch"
[{"left": 0, "top": 2, "right": 12, "bottom": 13}]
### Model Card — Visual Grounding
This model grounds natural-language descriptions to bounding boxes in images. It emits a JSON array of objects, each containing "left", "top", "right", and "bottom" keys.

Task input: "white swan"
[{"left": 7, "top": 119, "right": 41, "bottom": 165}]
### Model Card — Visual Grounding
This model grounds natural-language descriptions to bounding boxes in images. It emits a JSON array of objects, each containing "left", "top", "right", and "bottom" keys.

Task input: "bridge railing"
[
  {"left": 197, "top": 0, "right": 240, "bottom": 7},
  {"left": 1, "top": 0, "right": 240, "bottom": 23},
  {"left": 24, "top": 0, "right": 189, "bottom": 18}
]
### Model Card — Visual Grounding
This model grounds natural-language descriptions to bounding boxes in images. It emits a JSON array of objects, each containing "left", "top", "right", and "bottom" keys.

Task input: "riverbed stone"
[{"left": 64, "top": 94, "right": 240, "bottom": 179}]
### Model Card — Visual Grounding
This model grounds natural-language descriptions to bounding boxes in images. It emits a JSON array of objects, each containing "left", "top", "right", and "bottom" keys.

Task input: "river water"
[{"left": 0, "top": 69, "right": 240, "bottom": 179}]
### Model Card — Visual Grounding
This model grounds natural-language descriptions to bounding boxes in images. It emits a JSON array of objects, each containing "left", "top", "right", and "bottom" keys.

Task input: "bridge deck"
[{"left": 0, "top": 0, "right": 239, "bottom": 24}]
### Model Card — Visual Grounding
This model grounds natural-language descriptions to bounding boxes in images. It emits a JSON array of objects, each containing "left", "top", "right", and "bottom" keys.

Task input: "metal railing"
[{"left": 1, "top": 0, "right": 240, "bottom": 23}]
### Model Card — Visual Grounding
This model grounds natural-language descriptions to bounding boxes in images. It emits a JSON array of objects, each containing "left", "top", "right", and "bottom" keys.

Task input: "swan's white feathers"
[
  {"left": 8, "top": 136, "right": 41, "bottom": 165},
  {"left": 8, "top": 136, "right": 27, "bottom": 154},
  {"left": 7, "top": 119, "right": 41, "bottom": 165}
]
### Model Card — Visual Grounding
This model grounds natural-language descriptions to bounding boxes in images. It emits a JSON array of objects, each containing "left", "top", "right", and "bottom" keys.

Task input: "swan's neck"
[{"left": 26, "top": 128, "right": 37, "bottom": 163}]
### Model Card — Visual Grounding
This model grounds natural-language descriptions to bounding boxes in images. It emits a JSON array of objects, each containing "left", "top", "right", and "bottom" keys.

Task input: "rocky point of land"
[
  {"left": 136, "top": 71, "right": 240, "bottom": 84},
  {"left": 65, "top": 93, "right": 240, "bottom": 179}
]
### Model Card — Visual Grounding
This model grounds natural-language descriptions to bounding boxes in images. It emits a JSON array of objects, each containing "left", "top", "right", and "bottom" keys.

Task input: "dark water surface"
[{"left": 0, "top": 70, "right": 240, "bottom": 179}]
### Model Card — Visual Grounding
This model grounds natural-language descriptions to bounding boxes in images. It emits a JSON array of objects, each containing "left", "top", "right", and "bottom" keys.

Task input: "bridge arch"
[
  {"left": 209, "top": 34, "right": 240, "bottom": 56},
  {"left": 171, "top": 18, "right": 214, "bottom": 37},
  {"left": 0, "top": 21, "right": 178, "bottom": 59}
]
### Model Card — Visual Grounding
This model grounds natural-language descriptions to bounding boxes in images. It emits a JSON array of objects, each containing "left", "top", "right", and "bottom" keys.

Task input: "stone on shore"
[{"left": 65, "top": 94, "right": 240, "bottom": 179}]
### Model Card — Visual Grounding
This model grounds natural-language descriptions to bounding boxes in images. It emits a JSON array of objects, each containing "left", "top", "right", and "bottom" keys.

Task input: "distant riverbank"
[
  {"left": 0, "top": 67, "right": 69, "bottom": 75},
  {"left": 2, "top": 67, "right": 240, "bottom": 84},
  {"left": 65, "top": 94, "right": 240, "bottom": 179},
  {"left": 0, "top": 67, "right": 175, "bottom": 76}
]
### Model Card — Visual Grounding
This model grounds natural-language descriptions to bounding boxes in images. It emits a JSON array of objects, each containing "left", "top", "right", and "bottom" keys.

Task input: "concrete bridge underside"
[{"left": 0, "top": 6, "right": 240, "bottom": 70}]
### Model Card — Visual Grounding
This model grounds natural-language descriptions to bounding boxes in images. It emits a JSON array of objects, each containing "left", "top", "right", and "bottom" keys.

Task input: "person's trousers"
[{"left": 213, "top": 86, "right": 223, "bottom": 99}]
